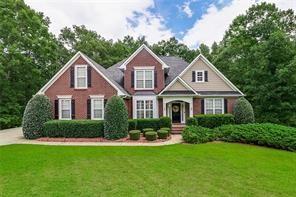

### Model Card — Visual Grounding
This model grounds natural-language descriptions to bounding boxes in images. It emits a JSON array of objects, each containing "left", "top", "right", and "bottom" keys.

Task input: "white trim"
[
  {"left": 37, "top": 52, "right": 126, "bottom": 96},
  {"left": 132, "top": 95, "right": 158, "bottom": 119},
  {"left": 159, "top": 77, "right": 198, "bottom": 95},
  {"left": 134, "top": 66, "right": 155, "bottom": 70},
  {"left": 119, "top": 44, "right": 169, "bottom": 70},
  {"left": 204, "top": 98, "right": 224, "bottom": 115},
  {"left": 89, "top": 95, "right": 104, "bottom": 99},
  {"left": 91, "top": 97, "right": 104, "bottom": 120},
  {"left": 58, "top": 98, "right": 72, "bottom": 120},
  {"left": 195, "top": 70, "right": 205, "bottom": 83},
  {"left": 74, "top": 64, "right": 87, "bottom": 89},
  {"left": 162, "top": 97, "right": 193, "bottom": 121},
  {"left": 134, "top": 69, "right": 154, "bottom": 90},
  {"left": 162, "top": 54, "right": 244, "bottom": 95},
  {"left": 57, "top": 95, "right": 72, "bottom": 99}
]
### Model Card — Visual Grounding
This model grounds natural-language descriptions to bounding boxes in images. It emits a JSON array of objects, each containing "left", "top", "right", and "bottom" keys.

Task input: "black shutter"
[
  {"left": 192, "top": 71, "right": 196, "bottom": 82},
  {"left": 71, "top": 99, "right": 75, "bottom": 119},
  {"left": 154, "top": 71, "right": 157, "bottom": 88},
  {"left": 201, "top": 99, "right": 204, "bottom": 114},
  {"left": 87, "top": 99, "right": 91, "bottom": 119},
  {"left": 205, "top": 71, "right": 208, "bottom": 82},
  {"left": 87, "top": 66, "right": 92, "bottom": 87},
  {"left": 224, "top": 98, "right": 228, "bottom": 114},
  {"left": 70, "top": 67, "right": 74, "bottom": 88},
  {"left": 104, "top": 99, "right": 107, "bottom": 107},
  {"left": 54, "top": 100, "right": 59, "bottom": 119},
  {"left": 131, "top": 70, "right": 134, "bottom": 88}
]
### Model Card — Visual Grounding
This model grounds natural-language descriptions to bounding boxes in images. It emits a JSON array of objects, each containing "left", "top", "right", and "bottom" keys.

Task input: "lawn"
[{"left": 1, "top": 143, "right": 295, "bottom": 197}]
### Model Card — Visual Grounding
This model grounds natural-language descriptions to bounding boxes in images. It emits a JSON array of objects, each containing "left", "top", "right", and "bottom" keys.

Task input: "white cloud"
[
  {"left": 182, "top": 1, "right": 194, "bottom": 17},
  {"left": 182, "top": 0, "right": 296, "bottom": 48},
  {"left": 25, "top": 0, "right": 173, "bottom": 44}
]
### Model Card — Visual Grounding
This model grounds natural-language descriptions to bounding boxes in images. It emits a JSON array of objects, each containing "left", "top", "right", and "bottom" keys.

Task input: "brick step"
[{"left": 171, "top": 124, "right": 185, "bottom": 134}]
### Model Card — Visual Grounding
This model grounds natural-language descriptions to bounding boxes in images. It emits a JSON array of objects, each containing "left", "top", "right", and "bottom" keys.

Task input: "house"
[{"left": 37, "top": 44, "right": 244, "bottom": 125}]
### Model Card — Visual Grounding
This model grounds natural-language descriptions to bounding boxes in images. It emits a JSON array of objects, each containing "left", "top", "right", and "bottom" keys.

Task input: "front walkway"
[{"left": 0, "top": 127, "right": 183, "bottom": 146}]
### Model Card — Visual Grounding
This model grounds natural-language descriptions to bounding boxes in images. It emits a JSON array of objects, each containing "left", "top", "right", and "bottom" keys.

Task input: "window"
[
  {"left": 91, "top": 98, "right": 104, "bottom": 120},
  {"left": 135, "top": 70, "right": 154, "bottom": 89},
  {"left": 136, "top": 100, "right": 154, "bottom": 118},
  {"left": 205, "top": 98, "right": 224, "bottom": 114},
  {"left": 196, "top": 70, "right": 204, "bottom": 82},
  {"left": 59, "top": 98, "right": 71, "bottom": 120},
  {"left": 75, "top": 65, "right": 87, "bottom": 88}
]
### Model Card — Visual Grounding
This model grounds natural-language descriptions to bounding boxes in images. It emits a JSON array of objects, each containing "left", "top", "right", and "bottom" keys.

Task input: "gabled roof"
[
  {"left": 37, "top": 52, "right": 129, "bottom": 96},
  {"left": 118, "top": 44, "right": 169, "bottom": 70},
  {"left": 159, "top": 77, "right": 198, "bottom": 95},
  {"left": 173, "top": 54, "right": 244, "bottom": 96}
]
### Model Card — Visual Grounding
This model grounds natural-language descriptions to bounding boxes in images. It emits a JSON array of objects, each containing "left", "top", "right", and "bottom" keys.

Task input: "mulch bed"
[{"left": 37, "top": 134, "right": 171, "bottom": 143}]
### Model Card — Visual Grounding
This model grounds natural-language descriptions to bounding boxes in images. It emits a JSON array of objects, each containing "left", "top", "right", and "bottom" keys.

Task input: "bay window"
[{"left": 136, "top": 100, "right": 154, "bottom": 119}]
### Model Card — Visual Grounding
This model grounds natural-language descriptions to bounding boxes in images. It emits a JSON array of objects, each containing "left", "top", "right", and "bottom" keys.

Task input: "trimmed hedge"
[
  {"left": 182, "top": 126, "right": 215, "bottom": 144},
  {"left": 128, "top": 117, "right": 172, "bottom": 131},
  {"left": 145, "top": 131, "right": 157, "bottom": 141},
  {"left": 22, "top": 95, "right": 53, "bottom": 139},
  {"left": 129, "top": 130, "right": 140, "bottom": 140},
  {"left": 216, "top": 123, "right": 296, "bottom": 151},
  {"left": 233, "top": 97, "right": 255, "bottom": 124},
  {"left": 104, "top": 96, "right": 129, "bottom": 140},
  {"left": 142, "top": 128, "right": 154, "bottom": 136},
  {"left": 160, "top": 127, "right": 171, "bottom": 134},
  {"left": 185, "top": 117, "right": 198, "bottom": 126},
  {"left": 194, "top": 114, "right": 234, "bottom": 128},
  {"left": 157, "top": 130, "right": 168, "bottom": 139},
  {"left": 43, "top": 120, "right": 104, "bottom": 138}
]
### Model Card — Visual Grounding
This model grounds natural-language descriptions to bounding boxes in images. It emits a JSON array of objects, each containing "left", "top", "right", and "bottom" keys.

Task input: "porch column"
[{"left": 189, "top": 98, "right": 193, "bottom": 117}]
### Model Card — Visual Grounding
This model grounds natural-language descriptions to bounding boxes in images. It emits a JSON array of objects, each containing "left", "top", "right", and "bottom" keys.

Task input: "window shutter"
[
  {"left": 201, "top": 99, "right": 204, "bottom": 114},
  {"left": 104, "top": 99, "right": 107, "bottom": 107},
  {"left": 70, "top": 67, "right": 74, "bottom": 88},
  {"left": 131, "top": 70, "right": 134, "bottom": 88},
  {"left": 224, "top": 98, "right": 228, "bottom": 113},
  {"left": 154, "top": 71, "right": 157, "bottom": 88},
  {"left": 54, "top": 100, "right": 59, "bottom": 119},
  {"left": 71, "top": 99, "right": 75, "bottom": 119},
  {"left": 87, "top": 66, "right": 92, "bottom": 87},
  {"left": 87, "top": 99, "right": 91, "bottom": 119},
  {"left": 205, "top": 71, "right": 208, "bottom": 82},
  {"left": 192, "top": 71, "right": 196, "bottom": 82}
]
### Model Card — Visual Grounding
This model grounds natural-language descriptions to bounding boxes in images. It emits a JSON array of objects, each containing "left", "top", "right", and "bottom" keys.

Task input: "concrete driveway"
[{"left": 0, "top": 127, "right": 23, "bottom": 146}]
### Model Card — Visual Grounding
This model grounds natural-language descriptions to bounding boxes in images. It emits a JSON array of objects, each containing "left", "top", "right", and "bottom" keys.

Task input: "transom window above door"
[
  {"left": 135, "top": 70, "right": 154, "bottom": 89},
  {"left": 75, "top": 65, "right": 87, "bottom": 89}
]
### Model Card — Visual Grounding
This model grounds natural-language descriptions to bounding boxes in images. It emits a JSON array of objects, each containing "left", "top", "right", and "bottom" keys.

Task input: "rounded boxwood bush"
[
  {"left": 104, "top": 96, "right": 128, "bottom": 140},
  {"left": 22, "top": 95, "right": 53, "bottom": 139},
  {"left": 129, "top": 130, "right": 140, "bottom": 140},
  {"left": 145, "top": 131, "right": 157, "bottom": 141},
  {"left": 182, "top": 126, "right": 214, "bottom": 144},
  {"left": 234, "top": 97, "right": 255, "bottom": 124},
  {"left": 157, "top": 130, "right": 168, "bottom": 139},
  {"left": 142, "top": 128, "right": 154, "bottom": 136}
]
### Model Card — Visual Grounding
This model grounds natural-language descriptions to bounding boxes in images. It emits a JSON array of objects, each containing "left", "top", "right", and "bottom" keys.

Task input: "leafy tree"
[
  {"left": 22, "top": 95, "right": 53, "bottom": 139},
  {"left": 233, "top": 97, "right": 255, "bottom": 124},
  {"left": 199, "top": 43, "right": 212, "bottom": 60},
  {"left": 104, "top": 96, "right": 128, "bottom": 139},
  {"left": 213, "top": 3, "right": 296, "bottom": 125},
  {"left": 0, "top": 0, "right": 68, "bottom": 126}
]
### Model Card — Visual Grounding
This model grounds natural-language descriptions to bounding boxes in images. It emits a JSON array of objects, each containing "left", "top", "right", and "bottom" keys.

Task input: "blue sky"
[{"left": 25, "top": 0, "right": 295, "bottom": 48}]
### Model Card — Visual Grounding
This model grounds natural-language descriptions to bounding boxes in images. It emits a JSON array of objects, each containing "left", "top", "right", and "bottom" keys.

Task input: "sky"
[{"left": 25, "top": 0, "right": 296, "bottom": 48}]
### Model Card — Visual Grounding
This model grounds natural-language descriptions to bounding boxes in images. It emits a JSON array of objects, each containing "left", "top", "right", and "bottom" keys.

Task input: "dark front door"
[{"left": 172, "top": 103, "right": 181, "bottom": 123}]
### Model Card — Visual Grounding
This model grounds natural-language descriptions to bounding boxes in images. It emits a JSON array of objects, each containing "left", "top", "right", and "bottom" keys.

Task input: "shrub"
[
  {"left": 136, "top": 119, "right": 160, "bottom": 131},
  {"left": 129, "top": 130, "right": 141, "bottom": 140},
  {"left": 216, "top": 123, "right": 296, "bottom": 151},
  {"left": 128, "top": 119, "right": 137, "bottom": 131},
  {"left": 233, "top": 97, "right": 255, "bottom": 124},
  {"left": 43, "top": 120, "right": 104, "bottom": 138},
  {"left": 104, "top": 96, "right": 129, "bottom": 140},
  {"left": 186, "top": 117, "right": 198, "bottom": 126},
  {"left": 145, "top": 131, "right": 157, "bottom": 141},
  {"left": 157, "top": 130, "right": 168, "bottom": 139},
  {"left": 22, "top": 95, "right": 53, "bottom": 139},
  {"left": 194, "top": 114, "right": 234, "bottom": 128},
  {"left": 0, "top": 115, "right": 22, "bottom": 130},
  {"left": 182, "top": 126, "right": 215, "bottom": 144},
  {"left": 159, "top": 117, "right": 172, "bottom": 128},
  {"left": 142, "top": 128, "right": 154, "bottom": 136}
]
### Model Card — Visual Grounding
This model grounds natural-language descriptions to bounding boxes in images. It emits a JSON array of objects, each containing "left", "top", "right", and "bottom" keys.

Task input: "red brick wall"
[
  {"left": 158, "top": 98, "right": 163, "bottom": 117},
  {"left": 124, "top": 49, "right": 165, "bottom": 94},
  {"left": 124, "top": 99, "right": 132, "bottom": 119},
  {"left": 45, "top": 56, "right": 117, "bottom": 119},
  {"left": 226, "top": 97, "right": 237, "bottom": 113}
]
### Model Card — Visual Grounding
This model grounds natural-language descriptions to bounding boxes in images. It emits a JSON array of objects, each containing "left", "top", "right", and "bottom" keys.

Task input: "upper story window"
[
  {"left": 205, "top": 98, "right": 224, "bottom": 114},
  {"left": 135, "top": 69, "right": 154, "bottom": 90},
  {"left": 196, "top": 70, "right": 204, "bottom": 82},
  {"left": 75, "top": 65, "right": 87, "bottom": 89}
]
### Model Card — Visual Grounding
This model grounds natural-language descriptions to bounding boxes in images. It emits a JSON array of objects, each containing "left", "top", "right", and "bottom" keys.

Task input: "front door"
[{"left": 172, "top": 103, "right": 181, "bottom": 123}]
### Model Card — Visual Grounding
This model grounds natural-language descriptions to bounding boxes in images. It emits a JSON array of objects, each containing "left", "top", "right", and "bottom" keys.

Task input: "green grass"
[{"left": 1, "top": 143, "right": 296, "bottom": 197}]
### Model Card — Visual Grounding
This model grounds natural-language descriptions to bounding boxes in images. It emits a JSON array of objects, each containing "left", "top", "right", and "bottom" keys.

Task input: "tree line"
[{"left": 0, "top": 1, "right": 295, "bottom": 128}]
